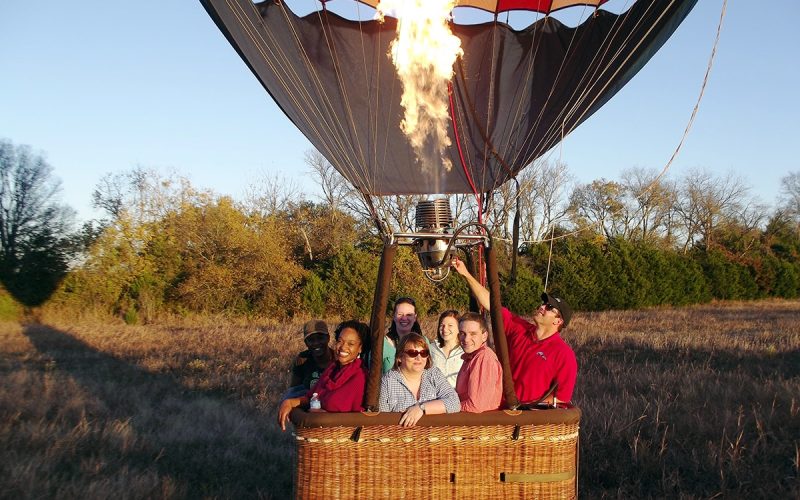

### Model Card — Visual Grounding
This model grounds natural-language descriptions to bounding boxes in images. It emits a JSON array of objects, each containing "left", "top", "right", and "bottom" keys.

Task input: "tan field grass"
[{"left": 1, "top": 300, "right": 799, "bottom": 498}]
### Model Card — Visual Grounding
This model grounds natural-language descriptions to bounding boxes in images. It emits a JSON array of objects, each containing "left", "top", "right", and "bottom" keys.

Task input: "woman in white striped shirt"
[{"left": 429, "top": 310, "right": 464, "bottom": 388}]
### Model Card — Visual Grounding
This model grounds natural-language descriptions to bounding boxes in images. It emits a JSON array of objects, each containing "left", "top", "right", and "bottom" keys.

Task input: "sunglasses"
[
  {"left": 542, "top": 303, "right": 561, "bottom": 317},
  {"left": 404, "top": 349, "right": 430, "bottom": 359}
]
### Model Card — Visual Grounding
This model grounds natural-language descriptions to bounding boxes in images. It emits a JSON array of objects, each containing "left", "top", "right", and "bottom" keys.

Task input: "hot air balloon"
[
  {"left": 200, "top": 1, "right": 699, "bottom": 497},
  {"left": 201, "top": 0, "right": 696, "bottom": 196}
]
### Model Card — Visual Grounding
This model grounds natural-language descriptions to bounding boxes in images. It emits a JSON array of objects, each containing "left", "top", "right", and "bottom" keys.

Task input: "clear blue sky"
[{"left": 1, "top": 1, "right": 797, "bottom": 222}]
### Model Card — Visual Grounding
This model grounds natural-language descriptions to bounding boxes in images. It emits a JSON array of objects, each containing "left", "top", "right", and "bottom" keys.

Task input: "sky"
[{"left": 1, "top": 0, "right": 798, "bottom": 223}]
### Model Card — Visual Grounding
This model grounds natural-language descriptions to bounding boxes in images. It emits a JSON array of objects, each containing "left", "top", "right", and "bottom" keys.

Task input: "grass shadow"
[
  {"left": 18, "top": 323, "right": 294, "bottom": 498},
  {"left": 574, "top": 341, "right": 800, "bottom": 498}
]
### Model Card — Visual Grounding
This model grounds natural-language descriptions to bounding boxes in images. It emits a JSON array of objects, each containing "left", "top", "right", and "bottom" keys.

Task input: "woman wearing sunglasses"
[{"left": 378, "top": 333, "right": 461, "bottom": 427}]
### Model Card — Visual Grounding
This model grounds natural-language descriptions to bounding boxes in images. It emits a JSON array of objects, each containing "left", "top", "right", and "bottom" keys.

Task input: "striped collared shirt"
[{"left": 429, "top": 342, "right": 464, "bottom": 388}]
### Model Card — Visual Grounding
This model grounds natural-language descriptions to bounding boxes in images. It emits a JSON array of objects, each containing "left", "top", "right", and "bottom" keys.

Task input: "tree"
[
  {"left": 166, "top": 197, "right": 305, "bottom": 316},
  {"left": 673, "top": 169, "right": 749, "bottom": 252},
  {"left": 568, "top": 179, "right": 628, "bottom": 239},
  {"left": 619, "top": 167, "right": 677, "bottom": 244},
  {"left": 517, "top": 159, "right": 571, "bottom": 243},
  {"left": 779, "top": 171, "right": 800, "bottom": 232},
  {"left": 0, "top": 139, "right": 75, "bottom": 307},
  {"left": 243, "top": 171, "right": 304, "bottom": 217}
]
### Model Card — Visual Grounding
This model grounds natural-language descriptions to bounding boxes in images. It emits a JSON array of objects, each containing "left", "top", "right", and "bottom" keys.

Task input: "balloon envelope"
[{"left": 201, "top": 0, "right": 698, "bottom": 195}]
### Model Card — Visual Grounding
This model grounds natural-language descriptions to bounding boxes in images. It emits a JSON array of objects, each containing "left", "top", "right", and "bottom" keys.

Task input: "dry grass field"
[{"left": 1, "top": 301, "right": 798, "bottom": 499}]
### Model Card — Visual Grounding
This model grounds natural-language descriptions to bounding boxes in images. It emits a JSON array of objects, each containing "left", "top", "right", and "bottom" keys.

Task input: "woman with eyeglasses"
[
  {"left": 278, "top": 320, "right": 370, "bottom": 431},
  {"left": 429, "top": 309, "right": 463, "bottom": 388},
  {"left": 379, "top": 333, "right": 461, "bottom": 427},
  {"left": 380, "top": 297, "right": 425, "bottom": 374}
]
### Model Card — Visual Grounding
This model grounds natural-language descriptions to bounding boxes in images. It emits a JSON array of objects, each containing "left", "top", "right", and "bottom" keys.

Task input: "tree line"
[{"left": 1, "top": 138, "right": 798, "bottom": 322}]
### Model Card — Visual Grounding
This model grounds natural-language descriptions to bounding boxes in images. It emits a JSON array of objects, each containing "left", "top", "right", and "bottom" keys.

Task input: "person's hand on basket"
[{"left": 399, "top": 403, "right": 425, "bottom": 427}]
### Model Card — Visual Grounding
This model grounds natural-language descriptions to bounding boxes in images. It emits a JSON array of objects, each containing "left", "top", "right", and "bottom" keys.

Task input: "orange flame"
[{"left": 377, "top": 0, "right": 463, "bottom": 173}]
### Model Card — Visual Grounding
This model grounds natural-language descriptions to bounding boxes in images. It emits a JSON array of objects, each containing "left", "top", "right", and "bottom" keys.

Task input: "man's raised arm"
[{"left": 452, "top": 258, "right": 491, "bottom": 311}]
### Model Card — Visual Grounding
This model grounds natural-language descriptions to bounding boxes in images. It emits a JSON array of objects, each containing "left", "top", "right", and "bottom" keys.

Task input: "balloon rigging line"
[
  {"left": 306, "top": 0, "right": 383, "bottom": 199},
  {"left": 270, "top": 2, "right": 359, "bottom": 173},
  {"left": 354, "top": 0, "right": 380, "bottom": 193},
  {"left": 499, "top": 1, "right": 643, "bottom": 182},
  {"left": 503, "top": 2, "right": 632, "bottom": 239},
  {"left": 353, "top": 2, "right": 386, "bottom": 227},
  {"left": 506, "top": 5, "right": 587, "bottom": 171},
  {"left": 472, "top": 2, "right": 616, "bottom": 245},
  {"left": 306, "top": 0, "right": 370, "bottom": 191},
  {"left": 296, "top": 2, "right": 384, "bottom": 197},
  {"left": 506, "top": 4, "right": 594, "bottom": 173},
  {"left": 638, "top": 0, "right": 727, "bottom": 199},
  {"left": 520, "top": 0, "right": 648, "bottom": 168},
  {"left": 314, "top": 8, "right": 373, "bottom": 188},
  {"left": 481, "top": 13, "right": 501, "bottom": 194},
  {"left": 529, "top": 0, "right": 652, "bottom": 167},
  {"left": 261, "top": 1, "right": 372, "bottom": 191},
  {"left": 448, "top": 83, "right": 479, "bottom": 200},
  {"left": 268, "top": 1, "right": 624, "bottom": 199},
  {"left": 548, "top": 0, "right": 674, "bottom": 152},
  {"left": 449, "top": 69, "right": 477, "bottom": 182},
  {"left": 223, "top": 0, "right": 710, "bottom": 243},
  {"left": 541, "top": 0, "right": 647, "bottom": 145},
  {"left": 527, "top": 0, "right": 726, "bottom": 245},
  {"left": 544, "top": 222, "right": 556, "bottom": 291},
  {"left": 503, "top": 11, "right": 545, "bottom": 173},
  {"left": 276, "top": 0, "right": 374, "bottom": 192},
  {"left": 233, "top": 0, "right": 361, "bottom": 173},
  {"left": 452, "top": 62, "right": 514, "bottom": 181}
]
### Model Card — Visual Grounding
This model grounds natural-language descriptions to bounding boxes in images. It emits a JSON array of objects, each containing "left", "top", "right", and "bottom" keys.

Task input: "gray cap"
[{"left": 302, "top": 319, "right": 329, "bottom": 339}]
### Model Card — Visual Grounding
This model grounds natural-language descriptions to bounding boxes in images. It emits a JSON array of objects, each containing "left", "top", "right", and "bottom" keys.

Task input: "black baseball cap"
[{"left": 541, "top": 293, "right": 573, "bottom": 328}]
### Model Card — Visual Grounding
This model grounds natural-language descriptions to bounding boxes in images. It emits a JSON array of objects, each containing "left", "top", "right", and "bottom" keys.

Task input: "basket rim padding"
[{"left": 289, "top": 406, "right": 581, "bottom": 428}]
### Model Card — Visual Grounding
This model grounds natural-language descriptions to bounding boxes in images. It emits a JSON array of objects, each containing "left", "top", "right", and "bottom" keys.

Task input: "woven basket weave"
[{"left": 290, "top": 407, "right": 580, "bottom": 499}]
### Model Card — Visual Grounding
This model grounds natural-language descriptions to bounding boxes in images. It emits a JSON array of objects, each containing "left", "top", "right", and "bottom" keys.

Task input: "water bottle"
[{"left": 309, "top": 393, "right": 321, "bottom": 411}]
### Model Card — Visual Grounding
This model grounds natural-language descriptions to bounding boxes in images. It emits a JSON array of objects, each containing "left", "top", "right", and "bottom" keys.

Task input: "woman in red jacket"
[{"left": 278, "top": 320, "right": 369, "bottom": 430}]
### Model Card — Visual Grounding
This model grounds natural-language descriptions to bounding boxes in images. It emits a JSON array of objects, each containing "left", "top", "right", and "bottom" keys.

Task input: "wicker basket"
[{"left": 290, "top": 407, "right": 580, "bottom": 499}]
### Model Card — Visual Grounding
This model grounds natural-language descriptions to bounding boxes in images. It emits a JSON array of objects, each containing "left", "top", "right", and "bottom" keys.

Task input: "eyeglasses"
[
  {"left": 404, "top": 349, "right": 430, "bottom": 359},
  {"left": 542, "top": 303, "right": 561, "bottom": 316}
]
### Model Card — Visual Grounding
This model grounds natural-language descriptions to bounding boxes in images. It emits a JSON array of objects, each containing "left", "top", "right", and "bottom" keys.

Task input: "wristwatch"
[{"left": 419, "top": 402, "right": 426, "bottom": 415}]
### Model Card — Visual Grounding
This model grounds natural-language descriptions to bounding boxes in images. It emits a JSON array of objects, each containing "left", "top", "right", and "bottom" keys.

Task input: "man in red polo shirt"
[{"left": 452, "top": 259, "right": 577, "bottom": 405}]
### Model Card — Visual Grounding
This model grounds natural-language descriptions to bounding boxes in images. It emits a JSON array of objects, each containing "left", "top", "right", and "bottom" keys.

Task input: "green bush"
[
  {"left": 694, "top": 249, "right": 761, "bottom": 301},
  {"left": 0, "top": 290, "right": 20, "bottom": 321},
  {"left": 774, "top": 261, "right": 799, "bottom": 298},
  {"left": 501, "top": 265, "right": 543, "bottom": 315},
  {"left": 322, "top": 245, "right": 379, "bottom": 319},
  {"left": 300, "top": 271, "right": 327, "bottom": 316},
  {"left": 123, "top": 307, "right": 139, "bottom": 325},
  {"left": 667, "top": 253, "right": 710, "bottom": 305}
]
